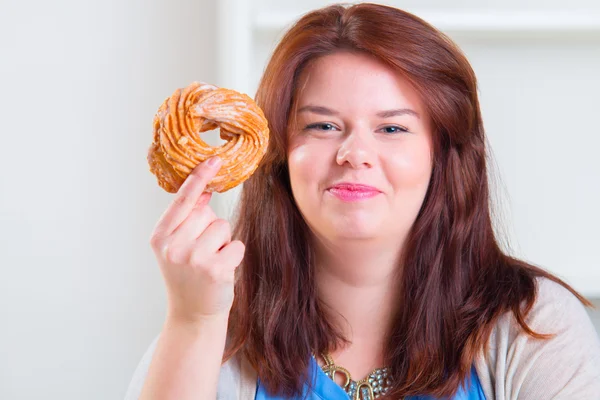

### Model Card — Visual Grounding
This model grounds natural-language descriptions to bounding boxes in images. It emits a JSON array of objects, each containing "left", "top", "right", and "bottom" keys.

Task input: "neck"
[{"left": 314, "top": 238, "right": 403, "bottom": 374}]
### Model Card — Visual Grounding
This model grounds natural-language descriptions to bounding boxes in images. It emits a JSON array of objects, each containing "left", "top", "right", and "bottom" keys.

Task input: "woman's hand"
[{"left": 149, "top": 157, "right": 245, "bottom": 324}]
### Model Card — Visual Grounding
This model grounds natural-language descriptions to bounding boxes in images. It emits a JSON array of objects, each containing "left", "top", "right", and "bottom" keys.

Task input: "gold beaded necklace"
[{"left": 319, "top": 353, "right": 392, "bottom": 400}]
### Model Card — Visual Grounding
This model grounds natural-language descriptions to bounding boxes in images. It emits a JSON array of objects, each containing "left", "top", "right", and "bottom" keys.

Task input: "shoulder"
[
  {"left": 124, "top": 335, "right": 160, "bottom": 400},
  {"left": 218, "top": 350, "right": 258, "bottom": 400},
  {"left": 474, "top": 277, "right": 600, "bottom": 400}
]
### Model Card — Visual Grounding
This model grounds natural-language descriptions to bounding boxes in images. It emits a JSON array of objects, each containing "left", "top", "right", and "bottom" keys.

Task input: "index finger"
[{"left": 154, "top": 156, "right": 222, "bottom": 236}]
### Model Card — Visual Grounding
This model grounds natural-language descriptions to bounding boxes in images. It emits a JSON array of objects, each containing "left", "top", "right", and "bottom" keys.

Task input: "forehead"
[{"left": 294, "top": 51, "right": 425, "bottom": 114}]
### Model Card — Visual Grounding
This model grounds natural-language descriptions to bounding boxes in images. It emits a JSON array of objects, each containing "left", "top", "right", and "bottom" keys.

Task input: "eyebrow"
[{"left": 297, "top": 105, "right": 420, "bottom": 119}]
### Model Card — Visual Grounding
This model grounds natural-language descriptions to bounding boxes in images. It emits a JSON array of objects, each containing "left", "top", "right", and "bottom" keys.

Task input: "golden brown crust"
[{"left": 147, "top": 81, "right": 269, "bottom": 193}]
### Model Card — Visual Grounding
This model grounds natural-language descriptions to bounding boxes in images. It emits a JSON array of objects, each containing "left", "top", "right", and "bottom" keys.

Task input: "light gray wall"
[{"left": 0, "top": 0, "right": 218, "bottom": 398}]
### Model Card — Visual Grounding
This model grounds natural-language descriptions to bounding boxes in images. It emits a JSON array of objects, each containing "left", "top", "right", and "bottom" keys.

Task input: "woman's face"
[{"left": 287, "top": 51, "right": 433, "bottom": 246}]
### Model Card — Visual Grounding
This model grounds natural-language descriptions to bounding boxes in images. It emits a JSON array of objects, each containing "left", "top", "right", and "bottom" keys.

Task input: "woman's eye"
[
  {"left": 305, "top": 123, "right": 338, "bottom": 131},
  {"left": 303, "top": 123, "right": 409, "bottom": 134},
  {"left": 381, "top": 126, "right": 409, "bottom": 134}
]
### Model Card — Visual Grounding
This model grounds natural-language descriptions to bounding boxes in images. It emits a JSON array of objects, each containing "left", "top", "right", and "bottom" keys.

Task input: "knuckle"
[
  {"left": 197, "top": 203, "right": 216, "bottom": 220},
  {"left": 218, "top": 241, "right": 245, "bottom": 266},
  {"left": 189, "top": 248, "right": 208, "bottom": 268},
  {"left": 164, "top": 244, "right": 186, "bottom": 265},
  {"left": 220, "top": 219, "right": 232, "bottom": 233},
  {"left": 173, "top": 194, "right": 193, "bottom": 208},
  {"left": 212, "top": 218, "right": 228, "bottom": 228},
  {"left": 233, "top": 247, "right": 246, "bottom": 264},
  {"left": 205, "top": 266, "right": 221, "bottom": 283},
  {"left": 230, "top": 240, "right": 245, "bottom": 254},
  {"left": 206, "top": 206, "right": 217, "bottom": 220},
  {"left": 207, "top": 219, "right": 231, "bottom": 241},
  {"left": 149, "top": 233, "right": 163, "bottom": 249}
]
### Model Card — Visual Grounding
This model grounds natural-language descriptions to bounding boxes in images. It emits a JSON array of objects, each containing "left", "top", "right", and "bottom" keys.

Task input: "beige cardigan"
[{"left": 125, "top": 278, "right": 600, "bottom": 399}]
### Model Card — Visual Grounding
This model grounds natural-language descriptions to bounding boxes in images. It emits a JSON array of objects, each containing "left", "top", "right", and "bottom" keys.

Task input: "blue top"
[{"left": 255, "top": 356, "right": 486, "bottom": 400}]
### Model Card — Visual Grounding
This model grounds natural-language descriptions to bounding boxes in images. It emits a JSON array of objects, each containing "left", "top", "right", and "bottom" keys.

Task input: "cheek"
[
  {"left": 386, "top": 141, "right": 433, "bottom": 188},
  {"left": 288, "top": 143, "right": 320, "bottom": 189}
]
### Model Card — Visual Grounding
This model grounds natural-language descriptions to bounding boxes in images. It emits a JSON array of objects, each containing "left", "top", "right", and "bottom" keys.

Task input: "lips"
[
  {"left": 326, "top": 182, "right": 381, "bottom": 202},
  {"left": 328, "top": 183, "right": 380, "bottom": 192}
]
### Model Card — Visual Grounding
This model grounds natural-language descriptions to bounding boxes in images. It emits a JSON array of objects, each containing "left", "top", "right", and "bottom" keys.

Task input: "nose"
[{"left": 335, "top": 129, "right": 376, "bottom": 169}]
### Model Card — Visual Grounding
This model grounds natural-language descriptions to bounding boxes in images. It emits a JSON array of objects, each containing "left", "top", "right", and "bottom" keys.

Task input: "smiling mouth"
[{"left": 326, "top": 186, "right": 381, "bottom": 202}]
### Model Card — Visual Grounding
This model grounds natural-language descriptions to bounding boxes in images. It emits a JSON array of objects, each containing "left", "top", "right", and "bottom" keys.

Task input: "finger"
[
  {"left": 151, "top": 191, "right": 212, "bottom": 252},
  {"left": 195, "top": 191, "right": 213, "bottom": 208},
  {"left": 217, "top": 240, "right": 245, "bottom": 271},
  {"left": 154, "top": 157, "right": 222, "bottom": 236},
  {"left": 153, "top": 195, "right": 215, "bottom": 264},
  {"left": 193, "top": 219, "right": 232, "bottom": 257},
  {"left": 211, "top": 241, "right": 245, "bottom": 283},
  {"left": 169, "top": 202, "right": 217, "bottom": 248}
]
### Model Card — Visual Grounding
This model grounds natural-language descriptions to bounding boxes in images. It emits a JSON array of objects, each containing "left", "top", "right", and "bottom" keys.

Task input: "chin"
[
  {"left": 334, "top": 230, "right": 377, "bottom": 241},
  {"left": 302, "top": 205, "right": 385, "bottom": 240},
  {"left": 328, "top": 218, "right": 381, "bottom": 240}
]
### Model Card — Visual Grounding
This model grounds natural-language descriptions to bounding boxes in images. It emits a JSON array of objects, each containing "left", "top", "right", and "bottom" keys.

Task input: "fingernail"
[{"left": 207, "top": 156, "right": 221, "bottom": 167}]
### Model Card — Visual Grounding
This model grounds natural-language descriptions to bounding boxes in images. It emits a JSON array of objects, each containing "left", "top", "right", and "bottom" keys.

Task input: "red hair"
[{"left": 223, "top": 3, "right": 592, "bottom": 398}]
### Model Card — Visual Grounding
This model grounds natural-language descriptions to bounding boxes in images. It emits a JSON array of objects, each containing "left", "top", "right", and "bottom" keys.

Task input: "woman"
[{"left": 126, "top": 3, "right": 600, "bottom": 399}]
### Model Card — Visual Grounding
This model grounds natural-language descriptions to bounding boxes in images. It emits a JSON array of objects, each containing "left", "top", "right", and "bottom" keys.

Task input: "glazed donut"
[{"left": 148, "top": 81, "right": 269, "bottom": 193}]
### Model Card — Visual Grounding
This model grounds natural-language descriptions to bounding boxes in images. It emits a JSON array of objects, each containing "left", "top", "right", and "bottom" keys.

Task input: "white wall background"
[
  {"left": 0, "top": 0, "right": 218, "bottom": 398},
  {"left": 0, "top": 0, "right": 598, "bottom": 399}
]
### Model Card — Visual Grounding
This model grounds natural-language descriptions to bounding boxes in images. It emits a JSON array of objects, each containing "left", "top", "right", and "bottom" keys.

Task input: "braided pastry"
[{"left": 148, "top": 81, "right": 269, "bottom": 193}]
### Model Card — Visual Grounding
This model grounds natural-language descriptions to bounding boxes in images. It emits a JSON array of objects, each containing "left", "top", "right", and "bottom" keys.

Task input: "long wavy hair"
[{"left": 223, "top": 3, "right": 592, "bottom": 398}]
